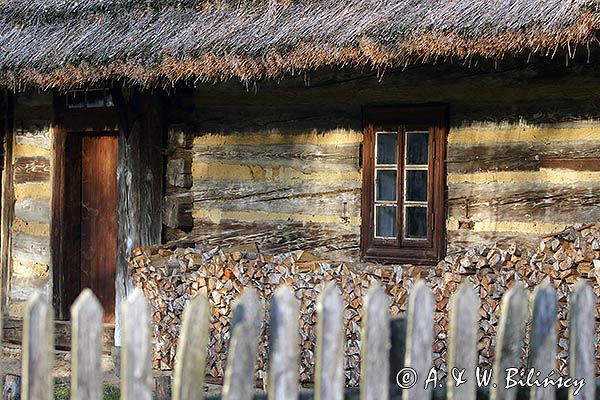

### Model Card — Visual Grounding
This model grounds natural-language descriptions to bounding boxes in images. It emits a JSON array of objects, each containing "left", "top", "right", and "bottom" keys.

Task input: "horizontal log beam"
[{"left": 2, "top": 317, "right": 114, "bottom": 353}]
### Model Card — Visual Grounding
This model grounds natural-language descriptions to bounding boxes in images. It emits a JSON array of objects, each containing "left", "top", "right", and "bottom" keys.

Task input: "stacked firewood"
[{"left": 129, "top": 223, "right": 600, "bottom": 385}]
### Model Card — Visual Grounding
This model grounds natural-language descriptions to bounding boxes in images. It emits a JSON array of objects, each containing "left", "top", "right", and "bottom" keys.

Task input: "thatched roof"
[{"left": 1, "top": 0, "right": 599, "bottom": 89}]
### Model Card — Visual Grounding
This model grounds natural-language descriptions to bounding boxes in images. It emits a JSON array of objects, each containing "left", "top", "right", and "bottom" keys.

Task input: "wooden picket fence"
[{"left": 7, "top": 279, "right": 599, "bottom": 399}]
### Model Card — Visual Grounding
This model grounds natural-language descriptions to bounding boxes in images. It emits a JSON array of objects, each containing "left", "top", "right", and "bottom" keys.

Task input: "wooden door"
[
  {"left": 64, "top": 134, "right": 118, "bottom": 322},
  {"left": 81, "top": 135, "right": 118, "bottom": 322}
]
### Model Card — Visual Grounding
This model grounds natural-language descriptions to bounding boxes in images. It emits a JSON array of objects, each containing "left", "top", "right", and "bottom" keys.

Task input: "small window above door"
[
  {"left": 66, "top": 88, "right": 114, "bottom": 109},
  {"left": 361, "top": 106, "right": 447, "bottom": 265}
]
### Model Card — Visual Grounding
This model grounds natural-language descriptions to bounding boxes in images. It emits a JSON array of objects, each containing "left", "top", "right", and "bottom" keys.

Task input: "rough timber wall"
[
  {"left": 446, "top": 122, "right": 600, "bottom": 254},
  {"left": 165, "top": 59, "right": 600, "bottom": 264},
  {"left": 8, "top": 91, "right": 53, "bottom": 316}
]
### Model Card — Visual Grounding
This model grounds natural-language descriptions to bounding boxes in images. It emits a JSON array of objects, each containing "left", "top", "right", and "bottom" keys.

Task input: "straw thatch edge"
[{"left": 1, "top": 9, "right": 598, "bottom": 90}]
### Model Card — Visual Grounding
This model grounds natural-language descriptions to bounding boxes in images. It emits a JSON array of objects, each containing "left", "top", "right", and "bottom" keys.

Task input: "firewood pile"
[{"left": 129, "top": 223, "right": 600, "bottom": 385}]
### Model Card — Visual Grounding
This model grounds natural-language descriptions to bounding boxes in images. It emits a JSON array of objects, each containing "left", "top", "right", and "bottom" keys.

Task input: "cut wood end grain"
[{"left": 129, "top": 223, "right": 600, "bottom": 386}]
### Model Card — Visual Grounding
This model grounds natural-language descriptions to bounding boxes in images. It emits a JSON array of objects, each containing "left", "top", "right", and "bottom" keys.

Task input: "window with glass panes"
[{"left": 361, "top": 106, "right": 446, "bottom": 264}]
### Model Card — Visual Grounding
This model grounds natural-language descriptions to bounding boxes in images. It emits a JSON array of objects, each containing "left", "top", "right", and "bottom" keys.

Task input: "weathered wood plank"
[
  {"left": 171, "top": 63, "right": 600, "bottom": 131},
  {"left": 448, "top": 183, "right": 600, "bottom": 224},
  {"left": 193, "top": 142, "right": 359, "bottom": 174},
  {"left": 50, "top": 125, "right": 69, "bottom": 320},
  {"left": 15, "top": 129, "right": 51, "bottom": 149},
  {"left": 403, "top": 281, "right": 434, "bottom": 400},
  {"left": 113, "top": 87, "right": 163, "bottom": 347},
  {"left": 1, "top": 92, "right": 15, "bottom": 314},
  {"left": 71, "top": 289, "right": 104, "bottom": 400},
  {"left": 315, "top": 283, "right": 344, "bottom": 400},
  {"left": 539, "top": 157, "right": 600, "bottom": 171},
  {"left": 190, "top": 220, "right": 360, "bottom": 262},
  {"left": 222, "top": 289, "right": 262, "bottom": 400},
  {"left": 11, "top": 232, "right": 50, "bottom": 265},
  {"left": 13, "top": 156, "right": 50, "bottom": 184},
  {"left": 172, "top": 294, "right": 209, "bottom": 400},
  {"left": 121, "top": 289, "right": 153, "bottom": 400},
  {"left": 447, "top": 141, "right": 600, "bottom": 174},
  {"left": 193, "top": 180, "right": 360, "bottom": 218},
  {"left": 447, "top": 281, "right": 479, "bottom": 400},
  {"left": 22, "top": 293, "right": 54, "bottom": 400},
  {"left": 360, "top": 283, "right": 390, "bottom": 400},
  {"left": 490, "top": 283, "right": 527, "bottom": 400},
  {"left": 163, "top": 194, "right": 193, "bottom": 229},
  {"left": 268, "top": 286, "right": 300, "bottom": 400},
  {"left": 166, "top": 156, "right": 192, "bottom": 189},
  {"left": 14, "top": 198, "right": 50, "bottom": 224},
  {"left": 568, "top": 280, "right": 596, "bottom": 400},
  {"left": 528, "top": 282, "right": 557, "bottom": 400},
  {"left": 180, "top": 72, "right": 600, "bottom": 117},
  {"left": 2, "top": 316, "right": 114, "bottom": 352}
]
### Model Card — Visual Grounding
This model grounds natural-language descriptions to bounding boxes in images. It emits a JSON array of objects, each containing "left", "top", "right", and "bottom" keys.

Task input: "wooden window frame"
[{"left": 361, "top": 105, "right": 447, "bottom": 265}]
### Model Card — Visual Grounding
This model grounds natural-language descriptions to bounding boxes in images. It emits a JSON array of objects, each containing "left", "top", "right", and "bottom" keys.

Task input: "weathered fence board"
[
  {"left": 268, "top": 286, "right": 300, "bottom": 400},
  {"left": 403, "top": 281, "right": 434, "bottom": 400},
  {"left": 491, "top": 283, "right": 528, "bottom": 400},
  {"left": 447, "top": 281, "right": 479, "bottom": 400},
  {"left": 360, "top": 283, "right": 391, "bottom": 400},
  {"left": 315, "top": 283, "right": 345, "bottom": 400},
  {"left": 569, "top": 280, "right": 596, "bottom": 400},
  {"left": 70, "top": 289, "right": 103, "bottom": 400},
  {"left": 222, "top": 288, "right": 262, "bottom": 400},
  {"left": 121, "top": 289, "right": 153, "bottom": 400},
  {"left": 13, "top": 278, "right": 600, "bottom": 400},
  {"left": 529, "top": 281, "right": 557, "bottom": 400},
  {"left": 172, "top": 294, "right": 210, "bottom": 400},
  {"left": 22, "top": 293, "right": 54, "bottom": 400}
]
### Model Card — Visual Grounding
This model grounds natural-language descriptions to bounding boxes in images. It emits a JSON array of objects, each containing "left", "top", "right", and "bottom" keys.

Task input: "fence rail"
[{"left": 6, "top": 279, "right": 599, "bottom": 400}]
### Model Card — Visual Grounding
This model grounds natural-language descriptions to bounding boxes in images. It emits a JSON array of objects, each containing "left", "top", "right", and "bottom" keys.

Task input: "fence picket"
[
  {"left": 268, "top": 286, "right": 300, "bottom": 400},
  {"left": 490, "top": 282, "right": 527, "bottom": 400},
  {"left": 71, "top": 289, "right": 104, "bottom": 400},
  {"left": 22, "top": 292, "right": 54, "bottom": 400},
  {"left": 360, "top": 283, "right": 391, "bottom": 400},
  {"left": 569, "top": 279, "right": 596, "bottom": 400},
  {"left": 528, "top": 281, "right": 557, "bottom": 400},
  {"left": 222, "top": 288, "right": 263, "bottom": 400},
  {"left": 447, "top": 281, "right": 479, "bottom": 400},
  {"left": 403, "top": 280, "right": 434, "bottom": 400},
  {"left": 172, "top": 294, "right": 210, "bottom": 400},
  {"left": 121, "top": 289, "right": 153, "bottom": 400},
  {"left": 315, "top": 283, "right": 345, "bottom": 400}
]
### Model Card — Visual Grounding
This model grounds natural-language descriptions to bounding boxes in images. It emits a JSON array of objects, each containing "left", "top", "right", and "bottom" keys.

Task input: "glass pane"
[
  {"left": 405, "top": 170, "right": 427, "bottom": 201},
  {"left": 376, "top": 169, "right": 397, "bottom": 201},
  {"left": 405, "top": 206, "right": 427, "bottom": 239},
  {"left": 376, "top": 133, "right": 397, "bottom": 165},
  {"left": 376, "top": 205, "right": 396, "bottom": 238},
  {"left": 105, "top": 91, "right": 114, "bottom": 107},
  {"left": 86, "top": 89, "right": 106, "bottom": 108},
  {"left": 406, "top": 131, "right": 428, "bottom": 165},
  {"left": 67, "top": 91, "right": 85, "bottom": 109}
]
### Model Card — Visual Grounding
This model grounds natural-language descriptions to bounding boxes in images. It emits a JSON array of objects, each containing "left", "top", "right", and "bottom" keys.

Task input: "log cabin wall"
[
  {"left": 7, "top": 90, "right": 53, "bottom": 316},
  {"left": 165, "top": 59, "right": 600, "bottom": 265}
]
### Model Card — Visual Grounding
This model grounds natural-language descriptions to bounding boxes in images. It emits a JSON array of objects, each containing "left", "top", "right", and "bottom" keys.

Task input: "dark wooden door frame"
[
  {"left": 52, "top": 87, "right": 164, "bottom": 343},
  {"left": 52, "top": 94, "right": 120, "bottom": 319},
  {"left": 0, "top": 91, "right": 14, "bottom": 315}
]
